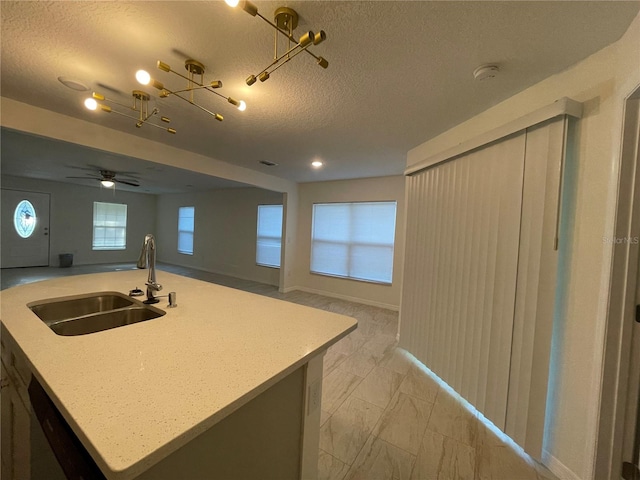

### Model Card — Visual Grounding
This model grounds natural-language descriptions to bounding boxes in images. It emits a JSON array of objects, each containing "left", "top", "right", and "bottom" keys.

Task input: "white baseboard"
[
  {"left": 281, "top": 286, "right": 399, "bottom": 311},
  {"left": 542, "top": 450, "right": 582, "bottom": 480}
]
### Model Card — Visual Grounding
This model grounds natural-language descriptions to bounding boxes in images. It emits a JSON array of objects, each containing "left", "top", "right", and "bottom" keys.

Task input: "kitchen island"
[{"left": 0, "top": 270, "right": 357, "bottom": 479}]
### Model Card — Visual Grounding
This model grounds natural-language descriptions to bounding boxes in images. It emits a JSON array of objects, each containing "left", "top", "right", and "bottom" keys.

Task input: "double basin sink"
[{"left": 28, "top": 291, "right": 165, "bottom": 336}]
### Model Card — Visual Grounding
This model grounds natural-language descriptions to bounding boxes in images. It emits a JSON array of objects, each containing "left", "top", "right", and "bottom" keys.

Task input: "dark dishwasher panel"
[{"left": 28, "top": 378, "right": 106, "bottom": 480}]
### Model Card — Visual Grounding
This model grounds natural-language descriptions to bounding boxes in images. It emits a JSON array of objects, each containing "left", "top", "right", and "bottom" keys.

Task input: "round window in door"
[{"left": 14, "top": 200, "right": 37, "bottom": 238}]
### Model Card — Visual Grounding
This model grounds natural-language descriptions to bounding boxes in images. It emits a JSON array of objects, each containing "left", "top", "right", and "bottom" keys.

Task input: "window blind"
[
  {"left": 256, "top": 205, "right": 283, "bottom": 268},
  {"left": 310, "top": 201, "right": 397, "bottom": 284},
  {"left": 92, "top": 202, "right": 127, "bottom": 250},
  {"left": 178, "top": 206, "right": 195, "bottom": 255}
]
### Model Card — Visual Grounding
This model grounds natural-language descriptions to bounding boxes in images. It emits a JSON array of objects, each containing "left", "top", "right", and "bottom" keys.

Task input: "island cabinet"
[
  {"left": 0, "top": 270, "right": 356, "bottom": 480},
  {"left": 1, "top": 326, "right": 65, "bottom": 480}
]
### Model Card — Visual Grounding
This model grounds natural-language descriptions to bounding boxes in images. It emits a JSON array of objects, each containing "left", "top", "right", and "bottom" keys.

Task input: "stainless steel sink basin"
[
  {"left": 29, "top": 292, "right": 135, "bottom": 323},
  {"left": 28, "top": 291, "right": 165, "bottom": 336}
]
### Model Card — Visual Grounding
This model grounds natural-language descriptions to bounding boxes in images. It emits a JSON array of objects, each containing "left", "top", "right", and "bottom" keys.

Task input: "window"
[
  {"left": 178, "top": 206, "right": 195, "bottom": 255},
  {"left": 13, "top": 199, "right": 37, "bottom": 238},
  {"left": 256, "top": 205, "right": 283, "bottom": 268},
  {"left": 311, "top": 201, "right": 397, "bottom": 284},
  {"left": 92, "top": 202, "right": 127, "bottom": 250}
]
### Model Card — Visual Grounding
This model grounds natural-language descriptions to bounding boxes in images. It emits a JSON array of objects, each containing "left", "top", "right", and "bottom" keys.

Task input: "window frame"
[
  {"left": 92, "top": 201, "right": 128, "bottom": 251},
  {"left": 310, "top": 200, "right": 397, "bottom": 285},
  {"left": 256, "top": 204, "right": 283, "bottom": 269},
  {"left": 177, "top": 206, "right": 195, "bottom": 255}
]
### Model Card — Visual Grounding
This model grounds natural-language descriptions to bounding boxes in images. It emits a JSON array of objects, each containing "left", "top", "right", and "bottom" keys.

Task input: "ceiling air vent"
[{"left": 259, "top": 160, "right": 278, "bottom": 167}]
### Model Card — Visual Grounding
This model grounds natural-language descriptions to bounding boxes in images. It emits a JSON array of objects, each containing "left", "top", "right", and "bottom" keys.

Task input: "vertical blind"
[
  {"left": 92, "top": 202, "right": 127, "bottom": 250},
  {"left": 401, "top": 133, "right": 526, "bottom": 429},
  {"left": 310, "top": 202, "right": 397, "bottom": 284},
  {"left": 178, "top": 206, "right": 195, "bottom": 255},
  {"left": 400, "top": 116, "right": 568, "bottom": 458},
  {"left": 256, "top": 204, "right": 283, "bottom": 268}
]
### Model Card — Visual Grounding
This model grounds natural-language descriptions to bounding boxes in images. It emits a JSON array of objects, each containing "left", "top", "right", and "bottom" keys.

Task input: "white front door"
[{"left": 1, "top": 189, "right": 50, "bottom": 268}]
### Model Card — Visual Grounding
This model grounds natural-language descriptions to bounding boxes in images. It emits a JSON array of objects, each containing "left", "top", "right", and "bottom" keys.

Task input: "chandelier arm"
[
  {"left": 170, "top": 84, "right": 212, "bottom": 95},
  {"left": 255, "top": 41, "right": 308, "bottom": 77},
  {"left": 256, "top": 41, "right": 313, "bottom": 78},
  {"left": 107, "top": 109, "right": 147, "bottom": 123},
  {"left": 164, "top": 67, "right": 207, "bottom": 88},
  {"left": 103, "top": 96, "right": 137, "bottom": 111},
  {"left": 168, "top": 91, "right": 223, "bottom": 120}
]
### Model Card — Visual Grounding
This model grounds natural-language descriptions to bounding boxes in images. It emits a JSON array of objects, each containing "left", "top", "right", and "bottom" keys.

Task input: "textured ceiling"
[{"left": 1, "top": 1, "right": 638, "bottom": 188}]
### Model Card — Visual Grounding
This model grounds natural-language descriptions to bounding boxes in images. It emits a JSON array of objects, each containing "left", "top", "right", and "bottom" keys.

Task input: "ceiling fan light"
[
  {"left": 210, "top": 80, "right": 223, "bottom": 89},
  {"left": 246, "top": 75, "right": 257, "bottom": 86},
  {"left": 237, "top": 100, "right": 246, "bottom": 112},
  {"left": 84, "top": 98, "right": 98, "bottom": 110},
  {"left": 101, "top": 180, "right": 115, "bottom": 188},
  {"left": 258, "top": 72, "right": 270, "bottom": 82}
]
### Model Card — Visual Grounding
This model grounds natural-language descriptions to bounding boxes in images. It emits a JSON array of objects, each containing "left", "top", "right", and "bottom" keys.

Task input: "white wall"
[
  {"left": 1, "top": 175, "right": 156, "bottom": 266},
  {"left": 406, "top": 12, "right": 640, "bottom": 480},
  {"left": 156, "top": 187, "right": 283, "bottom": 286},
  {"left": 291, "top": 176, "right": 406, "bottom": 310}
]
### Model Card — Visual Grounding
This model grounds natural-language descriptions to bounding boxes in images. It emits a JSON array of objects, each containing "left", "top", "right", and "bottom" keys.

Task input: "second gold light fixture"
[
  {"left": 136, "top": 59, "right": 246, "bottom": 122},
  {"left": 225, "top": 1, "right": 328, "bottom": 86}
]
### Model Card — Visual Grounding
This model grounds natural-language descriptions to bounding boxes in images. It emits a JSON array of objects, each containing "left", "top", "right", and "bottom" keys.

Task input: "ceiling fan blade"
[
  {"left": 66, "top": 175, "right": 101, "bottom": 180},
  {"left": 114, "top": 178, "right": 140, "bottom": 187}
]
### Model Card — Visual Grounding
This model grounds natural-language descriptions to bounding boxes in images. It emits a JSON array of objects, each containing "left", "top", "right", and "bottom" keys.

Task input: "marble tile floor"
[{"left": 1, "top": 263, "right": 558, "bottom": 480}]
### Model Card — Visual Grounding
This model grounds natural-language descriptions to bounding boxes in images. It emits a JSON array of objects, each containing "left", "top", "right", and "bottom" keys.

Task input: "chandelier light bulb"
[
  {"left": 225, "top": 0, "right": 240, "bottom": 6},
  {"left": 84, "top": 98, "right": 98, "bottom": 110},
  {"left": 136, "top": 70, "right": 151, "bottom": 85},
  {"left": 101, "top": 180, "right": 115, "bottom": 188},
  {"left": 311, "top": 160, "right": 323, "bottom": 168},
  {"left": 238, "top": 100, "right": 247, "bottom": 112}
]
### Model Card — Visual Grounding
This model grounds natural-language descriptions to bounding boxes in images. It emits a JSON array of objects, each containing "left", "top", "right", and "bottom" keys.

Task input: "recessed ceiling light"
[
  {"left": 311, "top": 160, "right": 323, "bottom": 168},
  {"left": 58, "top": 76, "right": 89, "bottom": 91}
]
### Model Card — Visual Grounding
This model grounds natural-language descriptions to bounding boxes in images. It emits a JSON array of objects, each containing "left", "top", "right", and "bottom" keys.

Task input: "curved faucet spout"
[{"left": 137, "top": 234, "right": 162, "bottom": 303}]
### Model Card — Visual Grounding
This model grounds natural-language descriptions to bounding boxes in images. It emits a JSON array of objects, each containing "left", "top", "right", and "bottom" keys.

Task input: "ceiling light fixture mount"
[
  {"left": 84, "top": 90, "right": 176, "bottom": 134},
  {"left": 136, "top": 58, "right": 246, "bottom": 122},
  {"left": 226, "top": 1, "right": 328, "bottom": 86}
]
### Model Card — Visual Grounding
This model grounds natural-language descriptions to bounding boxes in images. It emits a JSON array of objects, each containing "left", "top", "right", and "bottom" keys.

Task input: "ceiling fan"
[{"left": 66, "top": 169, "right": 140, "bottom": 188}]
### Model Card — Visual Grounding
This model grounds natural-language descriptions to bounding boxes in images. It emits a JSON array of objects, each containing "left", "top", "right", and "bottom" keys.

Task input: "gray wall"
[
  {"left": 1, "top": 175, "right": 156, "bottom": 266},
  {"left": 156, "top": 187, "right": 283, "bottom": 286}
]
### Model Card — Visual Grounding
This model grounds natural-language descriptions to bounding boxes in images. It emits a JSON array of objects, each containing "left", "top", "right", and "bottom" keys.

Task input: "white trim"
[
  {"left": 405, "top": 97, "right": 583, "bottom": 176},
  {"left": 543, "top": 450, "right": 582, "bottom": 480},
  {"left": 283, "top": 286, "right": 399, "bottom": 311}
]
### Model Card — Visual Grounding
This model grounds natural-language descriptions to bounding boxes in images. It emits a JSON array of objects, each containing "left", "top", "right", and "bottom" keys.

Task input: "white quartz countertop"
[{"left": 0, "top": 270, "right": 357, "bottom": 479}]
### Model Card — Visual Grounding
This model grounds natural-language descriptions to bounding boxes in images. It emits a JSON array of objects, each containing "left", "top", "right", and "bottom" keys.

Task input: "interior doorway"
[
  {"left": 596, "top": 86, "right": 640, "bottom": 480},
  {"left": 1, "top": 189, "right": 50, "bottom": 268}
]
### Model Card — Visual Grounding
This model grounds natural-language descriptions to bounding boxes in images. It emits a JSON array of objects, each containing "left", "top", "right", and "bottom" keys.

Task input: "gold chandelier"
[
  {"left": 135, "top": 59, "right": 246, "bottom": 122},
  {"left": 84, "top": 90, "right": 176, "bottom": 134},
  {"left": 225, "top": 1, "right": 328, "bottom": 85}
]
